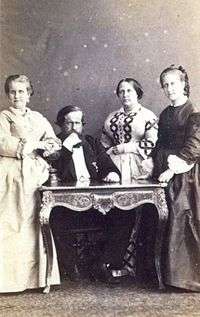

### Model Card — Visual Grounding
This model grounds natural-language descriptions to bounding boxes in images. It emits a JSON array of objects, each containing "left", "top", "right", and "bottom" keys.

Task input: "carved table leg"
[{"left": 154, "top": 188, "right": 169, "bottom": 289}]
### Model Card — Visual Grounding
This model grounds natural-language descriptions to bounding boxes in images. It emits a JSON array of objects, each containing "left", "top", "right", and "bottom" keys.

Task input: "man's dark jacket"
[{"left": 54, "top": 133, "right": 120, "bottom": 183}]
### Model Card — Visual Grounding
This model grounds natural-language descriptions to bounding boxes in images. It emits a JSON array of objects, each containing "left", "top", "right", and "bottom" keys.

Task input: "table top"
[{"left": 40, "top": 179, "right": 167, "bottom": 191}]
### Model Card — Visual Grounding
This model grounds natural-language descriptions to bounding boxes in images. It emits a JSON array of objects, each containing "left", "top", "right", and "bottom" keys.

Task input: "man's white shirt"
[{"left": 63, "top": 134, "right": 90, "bottom": 181}]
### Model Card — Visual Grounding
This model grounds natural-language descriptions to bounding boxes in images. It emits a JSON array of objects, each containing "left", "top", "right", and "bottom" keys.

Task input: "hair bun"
[{"left": 178, "top": 65, "right": 186, "bottom": 73}]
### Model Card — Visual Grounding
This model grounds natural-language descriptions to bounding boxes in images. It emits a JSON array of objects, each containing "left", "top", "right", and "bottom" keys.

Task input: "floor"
[{"left": 1, "top": 278, "right": 200, "bottom": 317}]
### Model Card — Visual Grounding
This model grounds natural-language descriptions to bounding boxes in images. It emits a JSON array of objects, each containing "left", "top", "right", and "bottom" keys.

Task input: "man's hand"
[
  {"left": 158, "top": 169, "right": 174, "bottom": 183},
  {"left": 103, "top": 172, "right": 120, "bottom": 183},
  {"left": 63, "top": 132, "right": 82, "bottom": 152}
]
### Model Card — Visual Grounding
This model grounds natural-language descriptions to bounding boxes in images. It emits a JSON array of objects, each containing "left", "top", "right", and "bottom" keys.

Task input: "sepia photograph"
[{"left": 0, "top": 0, "right": 200, "bottom": 316}]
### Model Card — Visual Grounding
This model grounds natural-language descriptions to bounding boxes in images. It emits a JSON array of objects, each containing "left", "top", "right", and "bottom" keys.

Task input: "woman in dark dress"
[{"left": 152, "top": 65, "right": 200, "bottom": 291}]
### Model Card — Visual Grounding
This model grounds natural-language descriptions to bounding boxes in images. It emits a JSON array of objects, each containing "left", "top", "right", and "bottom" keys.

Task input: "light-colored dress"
[
  {"left": 101, "top": 105, "right": 158, "bottom": 182},
  {"left": 0, "top": 106, "right": 60, "bottom": 293}
]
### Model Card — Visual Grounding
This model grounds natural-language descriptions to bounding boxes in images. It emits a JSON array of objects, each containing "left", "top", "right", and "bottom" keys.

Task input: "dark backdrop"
[{"left": 1, "top": 0, "right": 200, "bottom": 136}]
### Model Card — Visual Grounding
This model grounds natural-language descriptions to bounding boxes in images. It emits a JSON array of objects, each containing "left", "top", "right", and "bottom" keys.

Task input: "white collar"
[
  {"left": 170, "top": 97, "right": 188, "bottom": 108},
  {"left": 9, "top": 106, "right": 30, "bottom": 116}
]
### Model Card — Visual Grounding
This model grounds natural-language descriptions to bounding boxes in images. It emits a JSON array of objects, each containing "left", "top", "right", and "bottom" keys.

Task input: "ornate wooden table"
[{"left": 39, "top": 180, "right": 168, "bottom": 293}]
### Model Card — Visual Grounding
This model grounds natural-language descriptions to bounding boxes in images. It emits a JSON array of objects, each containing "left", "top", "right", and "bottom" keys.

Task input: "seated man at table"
[{"left": 50, "top": 105, "right": 136, "bottom": 283}]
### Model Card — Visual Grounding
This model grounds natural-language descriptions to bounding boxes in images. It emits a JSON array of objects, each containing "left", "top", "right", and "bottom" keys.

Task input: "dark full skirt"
[{"left": 165, "top": 164, "right": 200, "bottom": 291}]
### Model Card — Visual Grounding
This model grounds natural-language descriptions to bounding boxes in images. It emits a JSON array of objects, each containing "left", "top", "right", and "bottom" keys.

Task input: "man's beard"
[{"left": 64, "top": 129, "right": 83, "bottom": 138}]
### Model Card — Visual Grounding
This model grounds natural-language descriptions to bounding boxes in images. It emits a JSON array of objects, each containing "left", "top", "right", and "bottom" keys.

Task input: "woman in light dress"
[{"left": 0, "top": 74, "right": 61, "bottom": 293}]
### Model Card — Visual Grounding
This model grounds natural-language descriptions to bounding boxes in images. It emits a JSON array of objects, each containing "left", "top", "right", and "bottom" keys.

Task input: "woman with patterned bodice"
[
  {"left": 101, "top": 78, "right": 158, "bottom": 182},
  {"left": 97, "top": 78, "right": 158, "bottom": 282},
  {"left": 152, "top": 65, "right": 200, "bottom": 291},
  {"left": 0, "top": 75, "right": 61, "bottom": 293}
]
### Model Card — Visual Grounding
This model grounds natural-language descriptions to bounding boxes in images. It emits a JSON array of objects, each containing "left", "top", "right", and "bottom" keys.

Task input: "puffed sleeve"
[
  {"left": 122, "top": 113, "right": 158, "bottom": 158},
  {"left": 136, "top": 115, "right": 158, "bottom": 158},
  {"left": 0, "top": 112, "right": 22, "bottom": 158},
  {"left": 177, "top": 113, "right": 200, "bottom": 164}
]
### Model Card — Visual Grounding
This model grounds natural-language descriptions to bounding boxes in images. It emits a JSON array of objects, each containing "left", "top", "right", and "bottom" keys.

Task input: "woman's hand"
[
  {"left": 107, "top": 142, "right": 138, "bottom": 155},
  {"left": 158, "top": 169, "right": 174, "bottom": 183},
  {"left": 39, "top": 139, "right": 61, "bottom": 156},
  {"left": 38, "top": 139, "right": 60, "bottom": 151},
  {"left": 103, "top": 172, "right": 120, "bottom": 183},
  {"left": 22, "top": 139, "right": 61, "bottom": 157},
  {"left": 107, "top": 144, "right": 124, "bottom": 155},
  {"left": 167, "top": 154, "right": 194, "bottom": 174}
]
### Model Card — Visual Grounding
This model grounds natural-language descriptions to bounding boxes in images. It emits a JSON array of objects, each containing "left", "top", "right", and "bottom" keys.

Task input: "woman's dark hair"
[
  {"left": 4, "top": 74, "right": 34, "bottom": 96},
  {"left": 160, "top": 65, "right": 190, "bottom": 97},
  {"left": 116, "top": 78, "right": 143, "bottom": 100},
  {"left": 56, "top": 105, "right": 85, "bottom": 127}
]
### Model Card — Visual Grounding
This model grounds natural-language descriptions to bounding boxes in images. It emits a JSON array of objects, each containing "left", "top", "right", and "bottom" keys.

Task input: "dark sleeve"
[
  {"left": 151, "top": 111, "right": 176, "bottom": 179},
  {"left": 44, "top": 150, "right": 61, "bottom": 167},
  {"left": 88, "top": 137, "right": 121, "bottom": 180},
  {"left": 177, "top": 113, "right": 200, "bottom": 164},
  {"left": 55, "top": 146, "right": 74, "bottom": 180}
]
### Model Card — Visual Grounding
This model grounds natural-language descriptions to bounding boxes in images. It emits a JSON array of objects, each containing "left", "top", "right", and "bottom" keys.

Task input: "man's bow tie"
[{"left": 73, "top": 142, "right": 82, "bottom": 148}]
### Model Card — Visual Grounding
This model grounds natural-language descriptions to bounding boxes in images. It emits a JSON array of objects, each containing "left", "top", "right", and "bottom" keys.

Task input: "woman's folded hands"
[{"left": 21, "top": 138, "right": 61, "bottom": 157}]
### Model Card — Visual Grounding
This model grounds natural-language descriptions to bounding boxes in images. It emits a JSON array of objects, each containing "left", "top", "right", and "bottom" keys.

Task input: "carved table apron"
[{"left": 39, "top": 181, "right": 168, "bottom": 293}]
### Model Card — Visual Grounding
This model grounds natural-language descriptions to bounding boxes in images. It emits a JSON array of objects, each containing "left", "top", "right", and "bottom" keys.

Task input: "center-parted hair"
[
  {"left": 4, "top": 74, "right": 34, "bottom": 96},
  {"left": 56, "top": 105, "right": 85, "bottom": 127},
  {"left": 160, "top": 65, "right": 190, "bottom": 97},
  {"left": 116, "top": 78, "right": 144, "bottom": 100}
]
